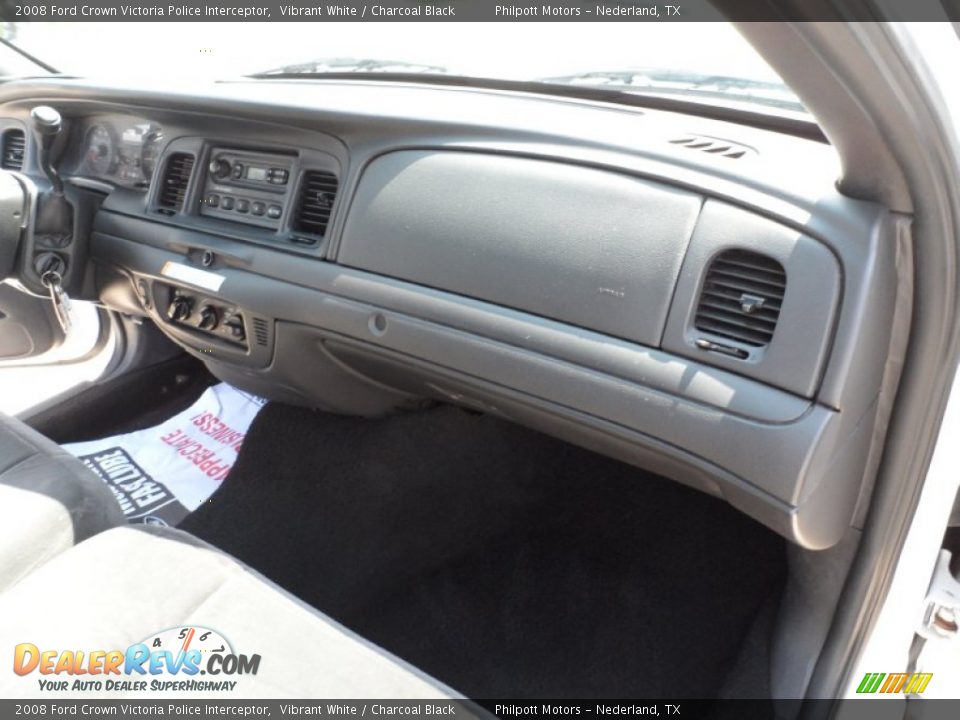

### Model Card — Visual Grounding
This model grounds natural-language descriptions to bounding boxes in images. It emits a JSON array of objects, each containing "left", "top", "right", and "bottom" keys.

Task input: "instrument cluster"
[{"left": 71, "top": 115, "right": 164, "bottom": 189}]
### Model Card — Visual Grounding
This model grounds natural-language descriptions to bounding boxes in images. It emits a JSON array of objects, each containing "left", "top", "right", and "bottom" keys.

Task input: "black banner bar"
[{"left": 0, "top": 0, "right": 957, "bottom": 22}]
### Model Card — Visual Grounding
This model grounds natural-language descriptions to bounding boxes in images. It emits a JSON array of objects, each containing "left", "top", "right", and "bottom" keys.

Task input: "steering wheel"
[{"left": 0, "top": 170, "right": 27, "bottom": 281}]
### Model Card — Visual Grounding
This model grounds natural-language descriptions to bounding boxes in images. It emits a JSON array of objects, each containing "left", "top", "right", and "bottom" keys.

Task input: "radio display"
[{"left": 246, "top": 166, "right": 268, "bottom": 182}]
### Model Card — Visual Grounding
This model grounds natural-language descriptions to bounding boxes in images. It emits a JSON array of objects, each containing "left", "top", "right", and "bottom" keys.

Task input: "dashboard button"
[
  {"left": 206, "top": 193, "right": 220, "bottom": 208},
  {"left": 268, "top": 169, "right": 289, "bottom": 185},
  {"left": 224, "top": 316, "right": 245, "bottom": 342},
  {"left": 220, "top": 196, "right": 235, "bottom": 211},
  {"left": 267, "top": 204, "right": 282, "bottom": 219},
  {"left": 236, "top": 199, "right": 250, "bottom": 213},
  {"left": 251, "top": 202, "right": 265, "bottom": 216},
  {"left": 231, "top": 163, "right": 244, "bottom": 180}
]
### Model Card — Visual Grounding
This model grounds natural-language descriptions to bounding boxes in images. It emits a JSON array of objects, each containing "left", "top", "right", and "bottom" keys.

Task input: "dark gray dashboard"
[{"left": 0, "top": 77, "right": 902, "bottom": 550}]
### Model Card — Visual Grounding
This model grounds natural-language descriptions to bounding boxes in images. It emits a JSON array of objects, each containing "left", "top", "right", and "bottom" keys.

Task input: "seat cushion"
[
  {"left": 0, "top": 412, "right": 122, "bottom": 591},
  {"left": 0, "top": 526, "right": 463, "bottom": 699}
]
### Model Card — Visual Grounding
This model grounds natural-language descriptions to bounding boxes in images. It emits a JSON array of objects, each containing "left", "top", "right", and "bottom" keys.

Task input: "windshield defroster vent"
[
  {"left": 1, "top": 129, "right": 25, "bottom": 171},
  {"left": 670, "top": 135, "right": 753, "bottom": 160},
  {"left": 694, "top": 249, "right": 786, "bottom": 349},
  {"left": 157, "top": 153, "right": 195, "bottom": 212},
  {"left": 293, "top": 170, "right": 338, "bottom": 237}
]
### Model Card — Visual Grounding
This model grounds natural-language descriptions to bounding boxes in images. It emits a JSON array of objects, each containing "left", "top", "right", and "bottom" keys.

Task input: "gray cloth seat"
[
  {"left": 0, "top": 525, "right": 466, "bottom": 699},
  {"left": 0, "top": 411, "right": 123, "bottom": 591}
]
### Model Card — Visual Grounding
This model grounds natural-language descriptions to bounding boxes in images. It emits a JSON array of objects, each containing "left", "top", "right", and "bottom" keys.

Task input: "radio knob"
[
  {"left": 198, "top": 305, "right": 219, "bottom": 331},
  {"left": 208, "top": 158, "right": 231, "bottom": 180}
]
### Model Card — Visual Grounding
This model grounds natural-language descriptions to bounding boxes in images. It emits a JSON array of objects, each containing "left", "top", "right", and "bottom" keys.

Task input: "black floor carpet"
[{"left": 181, "top": 403, "right": 786, "bottom": 699}]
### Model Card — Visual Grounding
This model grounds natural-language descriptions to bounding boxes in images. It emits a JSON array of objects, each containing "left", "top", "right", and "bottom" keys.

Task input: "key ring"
[
  {"left": 40, "top": 270, "right": 72, "bottom": 334},
  {"left": 41, "top": 269, "right": 61, "bottom": 289}
]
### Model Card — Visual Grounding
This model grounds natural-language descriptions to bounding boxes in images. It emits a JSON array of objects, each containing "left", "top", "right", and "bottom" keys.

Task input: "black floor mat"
[{"left": 181, "top": 403, "right": 786, "bottom": 698}]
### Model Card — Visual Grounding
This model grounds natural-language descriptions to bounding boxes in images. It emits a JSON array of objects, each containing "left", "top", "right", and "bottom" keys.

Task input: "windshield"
[{"left": 1, "top": 22, "right": 805, "bottom": 115}]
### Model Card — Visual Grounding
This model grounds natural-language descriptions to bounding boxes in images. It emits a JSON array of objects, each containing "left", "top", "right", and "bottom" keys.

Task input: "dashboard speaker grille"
[
  {"left": 251, "top": 317, "right": 269, "bottom": 347},
  {"left": 670, "top": 135, "right": 752, "bottom": 160},
  {"left": 694, "top": 249, "right": 786, "bottom": 347},
  {"left": 1, "top": 129, "right": 25, "bottom": 171},
  {"left": 293, "top": 170, "right": 338, "bottom": 237},
  {"left": 158, "top": 153, "right": 195, "bottom": 211}
]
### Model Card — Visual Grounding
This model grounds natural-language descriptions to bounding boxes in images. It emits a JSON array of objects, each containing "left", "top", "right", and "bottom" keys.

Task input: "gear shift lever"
[
  {"left": 28, "top": 106, "right": 73, "bottom": 278},
  {"left": 30, "top": 105, "right": 64, "bottom": 196}
]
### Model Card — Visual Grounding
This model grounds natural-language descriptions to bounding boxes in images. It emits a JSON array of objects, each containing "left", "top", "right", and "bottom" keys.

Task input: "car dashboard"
[{"left": 0, "top": 77, "right": 903, "bottom": 550}]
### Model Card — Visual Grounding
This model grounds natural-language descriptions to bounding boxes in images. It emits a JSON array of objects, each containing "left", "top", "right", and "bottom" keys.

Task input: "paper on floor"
[{"left": 63, "top": 383, "right": 265, "bottom": 527}]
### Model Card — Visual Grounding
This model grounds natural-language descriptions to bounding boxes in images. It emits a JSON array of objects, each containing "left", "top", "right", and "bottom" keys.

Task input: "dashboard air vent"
[
  {"left": 670, "top": 135, "right": 752, "bottom": 160},
  {"left": 293, "top": 170, "right": 338, "bottom": 237},
  {"left": 694, "top": 249, "right": 786, "bottom": 348},
  {"left": 1, "top": 129, "right": 25, "bottom": 170},
  {"left": 158, "top": 153, "right": 195, "bottom": 211}
]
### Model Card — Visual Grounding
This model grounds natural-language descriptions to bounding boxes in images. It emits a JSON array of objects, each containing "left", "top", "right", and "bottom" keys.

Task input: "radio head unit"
[{"left": 200, "top": 148, "right": 295, "bottom": 230}]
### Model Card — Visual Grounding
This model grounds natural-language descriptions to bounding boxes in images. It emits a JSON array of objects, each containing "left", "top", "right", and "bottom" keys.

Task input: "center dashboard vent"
[
  {"left": 694, "top": 249, "right": 786, "bottom": 348},
  {"left": 292, "top": 170, "right": 338, "bottom": 237},
  {"left": 157, "top": 153, "right": 195, "bottom": 211},
  {"left": 1, "top": 129, "right": 25, "bottom": 170}
]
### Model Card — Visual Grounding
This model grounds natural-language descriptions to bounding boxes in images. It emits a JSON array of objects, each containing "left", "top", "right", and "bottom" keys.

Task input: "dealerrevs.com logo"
[{"left": 13, "top": 626, "right": 260, "bottom": 693}]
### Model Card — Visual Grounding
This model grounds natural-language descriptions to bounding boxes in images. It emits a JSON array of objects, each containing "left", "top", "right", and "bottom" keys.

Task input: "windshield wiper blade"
[{"left": 251, "top": 57, "right": 447, "bottom": 78}]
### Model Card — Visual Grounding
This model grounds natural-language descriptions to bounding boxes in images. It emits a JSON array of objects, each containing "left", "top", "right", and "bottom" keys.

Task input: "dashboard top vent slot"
[
  {"left": 1, "top": 129, "right": 25, "bottom": 171},
  {"left": 293, "top": 170, "right": 338, "bottom": 237},
  {"left": 157, "top": 153, "right": 195, "bottom": 211},
  {"left": 694, "top": 249, "right": 786, "bottom": 348},
  {"left": 670, "top": 135, "right": 752, "bottom": 160}
]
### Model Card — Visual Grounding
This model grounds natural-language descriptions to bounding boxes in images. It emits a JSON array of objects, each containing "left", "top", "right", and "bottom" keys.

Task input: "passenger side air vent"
[
  {"left": 157, "top": 153, "right": 195, "bottom": 211},
  {"left": 293, "top": 170, "right": 338, "bottom": 237},
  {"left": 694, "top": 249, "right": 786, "bottom": 348},
  {"left": 1, "top": 129, "right": 25, "bottom": 170},
  {"left": 670, "top": 135, "right": 752, "bottom": 160}
]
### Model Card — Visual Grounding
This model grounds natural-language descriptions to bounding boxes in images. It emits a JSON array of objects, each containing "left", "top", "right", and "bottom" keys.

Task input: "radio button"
[
  {"left": 268, "top": 169, "right": 289, "bottom": 185},
  {"left": 206, "top": 193, "right": 220, "bottom": 208},
  {"left": 232, "top": 163, "right": 244, "bottom": 180},
  {"left": 251, "top": 201, "right": 266, "bottom": 216},
  {"left": 220, "top": 196, "right": 235, "bottom": 211},
  {"left": 266, "top": 204, "right": 282, "bottom": 219},
  {"left": 236, "top": 199, "right": 250, "bottom": 213}
]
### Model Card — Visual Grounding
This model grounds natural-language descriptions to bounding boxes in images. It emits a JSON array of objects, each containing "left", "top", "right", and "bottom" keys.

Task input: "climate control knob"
[
  {"left": 198, "top": 305, "right": 219, "bottom": 331},
  {"left": 167, "top": 295, "right": 193, "bottom": 322}
]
